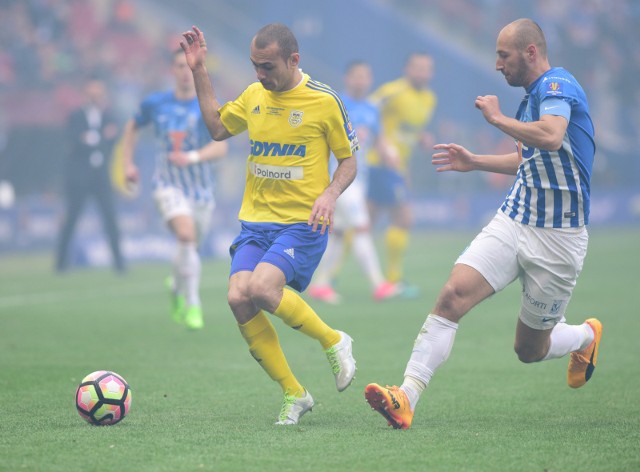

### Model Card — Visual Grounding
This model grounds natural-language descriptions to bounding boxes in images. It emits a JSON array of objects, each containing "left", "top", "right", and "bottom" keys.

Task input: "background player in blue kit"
[
  {"left": 181, "top": 23, "right": 358, "bottom": 425},
  {"left": 122, "top": 49, "right": 228, "bottom": 330},
  {"left": 365, "top": 18, "right": 602, "bottom": 430},
  {"left": 309, "top": 61, "right": 399, "bottom": 304}
]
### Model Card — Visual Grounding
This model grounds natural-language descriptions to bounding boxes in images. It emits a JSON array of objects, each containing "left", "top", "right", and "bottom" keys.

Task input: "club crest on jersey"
[{"left": 289, "top": 110, "right": 303, "bottom": 127}]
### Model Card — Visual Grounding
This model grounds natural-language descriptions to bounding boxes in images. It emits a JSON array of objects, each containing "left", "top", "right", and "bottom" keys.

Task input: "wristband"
[{"left": 187, "top": 150, "right": 201, "bottom": 163}]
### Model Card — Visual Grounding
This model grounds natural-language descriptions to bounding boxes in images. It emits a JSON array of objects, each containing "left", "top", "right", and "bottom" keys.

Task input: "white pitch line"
[{"left": 0, "top": 279, "right": 227, "bottom": 309}]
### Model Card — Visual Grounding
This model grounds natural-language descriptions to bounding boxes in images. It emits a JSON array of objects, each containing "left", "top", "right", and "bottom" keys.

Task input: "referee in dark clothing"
[{"left": 55, "top": 76, "right": 125, "bottom": 273}]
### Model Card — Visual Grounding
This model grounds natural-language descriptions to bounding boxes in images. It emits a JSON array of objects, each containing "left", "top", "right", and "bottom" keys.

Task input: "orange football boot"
[
  {"left": 568, "top": 318, "right": 602, "bottom": 388},
  {"left": 364, "top": 383, "right": 414, "bottom": 429}
]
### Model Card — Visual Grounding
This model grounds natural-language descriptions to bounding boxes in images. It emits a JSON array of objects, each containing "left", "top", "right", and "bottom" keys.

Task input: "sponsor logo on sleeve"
[
  {"left": 546, "top": 81, "right": 563, "bottom": 96},
  {"left": 345, "top": 121, "right": 360, "bottom": 152}
]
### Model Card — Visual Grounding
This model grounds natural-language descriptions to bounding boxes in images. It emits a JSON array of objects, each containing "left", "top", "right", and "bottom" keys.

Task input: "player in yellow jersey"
[
  {"left": 367, "top": 52, "right": 437, "bottom": 291},
  {"left": 180, "top": 23, "right": 358, "bottom": 425}
]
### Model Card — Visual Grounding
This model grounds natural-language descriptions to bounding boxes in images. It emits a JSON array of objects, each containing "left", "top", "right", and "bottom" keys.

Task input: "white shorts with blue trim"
[
  {"left": 153, "top": 186, "right": 215, "bottom": 242},
  {"left": 456, "top": 211, "right": 588, "bottom": 330},
  {"left": 333, "top": 180, "right": 370, "bottom": 230}
]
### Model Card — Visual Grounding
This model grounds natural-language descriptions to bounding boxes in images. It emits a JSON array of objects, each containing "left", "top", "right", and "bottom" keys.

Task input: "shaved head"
[
  {"left": 503, "top": 18, "right": 548, "bottom": 59},
  {"left": 496, "top": 18, "right": 551, "bottom": 87}
]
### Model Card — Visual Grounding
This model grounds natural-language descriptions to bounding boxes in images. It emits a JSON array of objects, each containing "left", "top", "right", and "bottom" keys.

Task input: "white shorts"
[
  {"left": 332, "top": 180, "right": 370, "bottom": 231},
  {"left": 153, "top": 186, "right": 215, "bottom": 242},
  {"left": 456, "top": 211, "right": 588, "bottom": 330}
]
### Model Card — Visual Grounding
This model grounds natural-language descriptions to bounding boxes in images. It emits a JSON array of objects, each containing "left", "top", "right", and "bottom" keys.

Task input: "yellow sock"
[
  {"left": 274, "top": 288, "right": 340, "bottom": 349},
  {"left": 385, "top": 226, "right": 409, "bottom": 283},
  {"left": 238, "top": 311, "right": 304, "bottom": 396}
]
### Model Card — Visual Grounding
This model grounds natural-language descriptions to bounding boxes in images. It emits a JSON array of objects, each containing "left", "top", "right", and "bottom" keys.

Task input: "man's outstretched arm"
[{"left": 180, "top": 26, "right": 232, "bottom": 141}]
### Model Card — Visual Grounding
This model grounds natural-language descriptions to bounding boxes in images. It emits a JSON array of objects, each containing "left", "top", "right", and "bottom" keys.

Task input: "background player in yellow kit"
[
  {"left": 181, "top": 23, "right": 358, "bottom": 425},
  {"left": 367, "top": 52, "right": 437, "bottom": 291},
  {"left": 308, "top": 60, "right": 399, "bottom": 304}
]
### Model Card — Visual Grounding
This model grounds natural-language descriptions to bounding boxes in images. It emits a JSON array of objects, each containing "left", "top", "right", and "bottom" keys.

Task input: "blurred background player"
[
  {"left": 122, "top": 48, "right": 228, "bottom": 330},
  {"left": 366, "top": 52, "right": 437, "bottom": 294},
  {"left": 55, "top": 76, "right": 125, "bottom": 274},
  {"left": 365, "top": 19, "right": 601, "bottom": 430},
  {"left": 181, "top": 23, "right": 357, "bottom": 425},
  {"left": 308, "top": 61, "right": 399, "bottom": 304}
]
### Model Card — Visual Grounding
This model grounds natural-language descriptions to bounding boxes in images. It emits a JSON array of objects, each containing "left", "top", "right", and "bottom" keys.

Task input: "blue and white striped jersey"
[
  {"left": 501, "top": 67, "right": 595, "bottom": 228},
  {"left": 134, "top": 91, "right": 216, "bottom": 203}
]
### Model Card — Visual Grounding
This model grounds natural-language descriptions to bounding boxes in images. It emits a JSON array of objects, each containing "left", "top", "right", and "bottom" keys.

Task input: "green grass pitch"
[{"left": 1, "top": 228, "right": 639, "bottom": 471}]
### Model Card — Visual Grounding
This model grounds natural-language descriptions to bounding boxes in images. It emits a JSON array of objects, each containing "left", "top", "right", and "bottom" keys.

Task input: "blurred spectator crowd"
[
  {"left": 0, "top": 0, "right": 638, "bottom": 259},
  {"left": 383, "top": 0, "right": 640, "bottom": 187},
  {"left": 0, "top": 0, "right": 179, "bottom": 127},
  {"left": 0, "top": 0, "right": 638, "bottom": 194}
]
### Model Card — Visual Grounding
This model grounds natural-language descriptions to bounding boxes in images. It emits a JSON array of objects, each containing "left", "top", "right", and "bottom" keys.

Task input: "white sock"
[
  {"left": 313, "top": 233, "right": 344, "bottom": 286},
  {"left": 352, "top": 231, "right": 385, "bottom": 289},
  {"left": 176, "top": 242, "right": 201, "bottom": 307},
  {"left": 541, "top": 321, "right": 594, "bottom": 361},
  {"left": 168, "top": 274, "right": 179, "bottom": 295},
  {"left": 400, "top": 376, "right": 425, "bottom": 412},
  {"left": 171, "top": 261, "right": 182, "bottom": 296},
  {"left": 402, "top": 314, "right": 458, "bottom": 410}
]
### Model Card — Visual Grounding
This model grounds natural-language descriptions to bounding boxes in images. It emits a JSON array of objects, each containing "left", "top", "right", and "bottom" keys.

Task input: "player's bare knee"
[
  {"left": 227, "top": 286, "right": 250, "bottom": 311},
  {"left": 434, "top": 282, "right": 464, "bottom": 319},
  {"left": 175, "top": 229, "right": 196, "bottom": 244},
  {"left": 247, "top": 277, "right": 279, "bottom": 312}
]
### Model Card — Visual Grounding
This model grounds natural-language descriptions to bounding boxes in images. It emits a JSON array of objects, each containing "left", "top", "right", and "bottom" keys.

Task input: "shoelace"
[
  {"left": 570, "top": 340, "right": 595, "bottom": 367},
  {"left": 278, "top": 394, "right": 296, "bottom": 422},
  {"left": 325, "top": 346, "right": 340, "bottom": 374},
  {"left": 569, "top": 350, "right": 590, "bottom": 369}
]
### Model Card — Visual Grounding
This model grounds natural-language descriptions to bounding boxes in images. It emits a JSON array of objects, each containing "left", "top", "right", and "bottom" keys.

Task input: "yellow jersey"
[
  {"left": 366, "top": 77, "right": 437, "bottom": 172},
  {"left": 220, "top": 73, "right": 358, "bottom": 223}
]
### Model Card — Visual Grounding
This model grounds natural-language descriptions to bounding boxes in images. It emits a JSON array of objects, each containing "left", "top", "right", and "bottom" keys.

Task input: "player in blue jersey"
[
  {"left": 122, "top": 49, "right": 228, "bottom": 330},
  {"left": 308, "top": 61, "right": 399, "bottom": 303},
  {"left": 365, "top": 19, "right": 602, "bottom": 429},
  {"left": 181, "top": 24, "right": 357, "bottom": 425}
]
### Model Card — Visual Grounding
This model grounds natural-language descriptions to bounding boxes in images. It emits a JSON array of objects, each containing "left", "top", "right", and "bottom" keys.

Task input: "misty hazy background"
[{"left": 1, "top": 0, "right": 638, "bottom": 268}]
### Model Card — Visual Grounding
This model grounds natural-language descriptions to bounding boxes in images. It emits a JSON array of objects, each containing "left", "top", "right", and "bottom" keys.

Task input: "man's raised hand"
[{"left": 180, "top": 26, "right": 208, "bottom": 70}]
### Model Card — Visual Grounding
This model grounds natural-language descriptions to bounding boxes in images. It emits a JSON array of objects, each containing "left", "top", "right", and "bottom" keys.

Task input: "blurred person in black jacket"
[{"left": 55, "top": 76, "right": 125, "bottom": 273}]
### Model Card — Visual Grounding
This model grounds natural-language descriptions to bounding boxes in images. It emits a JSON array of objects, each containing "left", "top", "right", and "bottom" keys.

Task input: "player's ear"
[
  {"left": 526, "top": 44, "right": 536, "bottom": 61},
  {"left": 288, "top": 52, "right": 300, "bottom": 68}
]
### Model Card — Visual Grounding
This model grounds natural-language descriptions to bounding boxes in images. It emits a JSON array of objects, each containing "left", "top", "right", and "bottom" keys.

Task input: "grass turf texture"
[{"left": 1, "top": 228, "right": 638, "bottom": 471}]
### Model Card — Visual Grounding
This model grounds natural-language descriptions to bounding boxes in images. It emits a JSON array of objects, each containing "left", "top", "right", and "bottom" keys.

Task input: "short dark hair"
[
  {"left": 344, "top": 60, "right": 369, "bottom": 74},
  {"left": 253, "top": 23, "right": 299, "bottom": 61},
  {"left": 405, "top": 51, "right": 431, "bottom": 65}
]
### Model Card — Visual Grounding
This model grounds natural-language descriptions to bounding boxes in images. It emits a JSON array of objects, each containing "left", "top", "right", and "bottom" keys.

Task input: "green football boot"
[
  {"left": 165, "top": 276, "right": 186, "bottom": 324},
  {"left": 184, "top": 305, "right": 204, "bottom": 330}
]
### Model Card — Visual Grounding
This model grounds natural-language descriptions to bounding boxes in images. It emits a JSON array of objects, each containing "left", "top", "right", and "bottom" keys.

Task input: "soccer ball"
[{"left": 75, "top": 370, "right": 132, "bottom": 425}]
